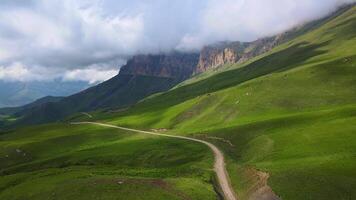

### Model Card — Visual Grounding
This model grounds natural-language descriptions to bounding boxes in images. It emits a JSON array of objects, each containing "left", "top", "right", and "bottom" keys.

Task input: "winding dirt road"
[{"left": 71, "top": 122, "right": 238, "bottom": 200}]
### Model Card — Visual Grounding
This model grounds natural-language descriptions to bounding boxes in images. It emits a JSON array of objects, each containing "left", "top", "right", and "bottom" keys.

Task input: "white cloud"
[
  {"left": 177, "top": 0, "right": 356, "bottom": 50},
  {"left": 0, "top": 63, "right": 53, "bottom": 82},
  {"left": 0, "top": 0, "right": 354, "bottom": 82},
  {"left": 63, "top": 68, "right": 118, "bottom": 84},
  {"left": 0, "top": 62, "right": 118, "bottom": 83},
  {"left": 0, "top": 63, "right": 26, "bottom": 81}
]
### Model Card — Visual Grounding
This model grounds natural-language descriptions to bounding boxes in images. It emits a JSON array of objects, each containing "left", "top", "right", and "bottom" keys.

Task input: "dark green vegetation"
[
  {"left": 0, "top": 124, "right": 216, "bottom": 199},
  {"left": 0, "top": 95, "right": 54, "bottom": 127},
  {"left": 8, "top": 75, "right": 179, "bottom": 127},
  {"left": 0, "top": 96, "right": 63, "bottom": 116},
  {"left": 2, "top": 52, "right": 200, "bottom": 128},
  {"left": 1, "top": 4, "right": 356, "bottom": 200}
]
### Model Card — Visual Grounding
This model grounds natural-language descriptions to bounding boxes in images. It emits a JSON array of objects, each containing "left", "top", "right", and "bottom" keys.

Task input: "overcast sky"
[{"left": 0, "top": 0, "right": 354, "bottom": 83}]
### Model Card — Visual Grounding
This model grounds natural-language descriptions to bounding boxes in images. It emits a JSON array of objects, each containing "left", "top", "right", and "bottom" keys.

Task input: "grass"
[
  {"left": 0, "top": 167, "right": 215, "bottom": 200},
  {"left": 201, "top": 105, "right": 356, "bottom": 199},
  {"left": 0, "top": 124, "right": 216, "bottom": 199}
]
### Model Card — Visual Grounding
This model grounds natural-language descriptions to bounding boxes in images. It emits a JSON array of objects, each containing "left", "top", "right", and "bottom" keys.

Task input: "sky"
[{"left": 0, "top": 0, "right": 354, "bottom": 83}]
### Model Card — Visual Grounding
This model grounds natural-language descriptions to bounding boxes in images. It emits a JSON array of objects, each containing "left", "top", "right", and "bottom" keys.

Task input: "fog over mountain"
[{"left": 0, "top": 0, "right": 355, "bottom": 83}]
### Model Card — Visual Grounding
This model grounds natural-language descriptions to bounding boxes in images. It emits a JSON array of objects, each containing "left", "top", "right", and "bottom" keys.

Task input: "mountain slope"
[
  {"left": 99, "top": 4, "right": 356, "bottom": 130},
  {"left": 6, "top": 52, "right": 199, "bottom": 126},
  {"left": 0, "top": 96, "right": 64, "bottom": 116},
  {"left": 84, "top": 5, "right": 356, "bottom": 200},
  {"left": 5, "top": 6, "right": 350, "bottom": 128}
]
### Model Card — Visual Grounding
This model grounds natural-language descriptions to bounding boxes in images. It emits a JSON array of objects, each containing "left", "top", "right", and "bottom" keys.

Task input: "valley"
[{"left": 0, "top": 3, "right": 356, "bottom": 200}]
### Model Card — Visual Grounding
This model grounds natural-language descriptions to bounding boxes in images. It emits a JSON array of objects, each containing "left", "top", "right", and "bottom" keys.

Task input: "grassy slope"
[
  {"left": 105, "top": 5, "right": 355, "bottom": 129},
  {"left": 214, "top": 105, "right": 356, "bottom": 199},
  {"left": 81, "top": 5, "right": 356, "bottom": 200},
  {"left": 5, "top": 74, "right": 180, "bottom": 128},
  {"left": 0, "top": 124, "right": 216, "bottom": 199}
]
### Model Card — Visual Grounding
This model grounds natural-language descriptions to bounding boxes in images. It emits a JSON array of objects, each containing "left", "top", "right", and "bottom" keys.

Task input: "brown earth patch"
[{"left": 245, "top": 168, "right": 281, "bottom": 200}]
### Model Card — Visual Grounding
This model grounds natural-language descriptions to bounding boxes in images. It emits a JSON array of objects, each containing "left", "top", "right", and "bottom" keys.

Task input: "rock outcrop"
[
  {"left": 195, "top": 35, "right": 288, "bottom": 74},
  {"left": 120, "top": 52, "right": 200, "bottom": 81},
  {"left": 195, "top": 42, "right": 247, "bottom": 73},
  {"left": 194, "top": 21, "right": 323, "bottom": 74}
]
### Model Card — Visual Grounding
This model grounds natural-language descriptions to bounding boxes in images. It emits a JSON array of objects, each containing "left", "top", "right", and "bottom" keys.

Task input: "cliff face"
[
  {"left": 120, "top": 15, "right": 320, "bottom": 76},
  {"left": 195, "top": 42, "right": 246, "bottom": 73},
  {"left": 196, "top": 47, "right": 237, "bottom": 73},
  {"left": 194, "top": 27, "right": 308, "bottom": 74},
  {"left": 120, "top": 53, "right": 200, "bottom": 81},
  {"left": 195, "top": 36, "right": 286, "bottom": 73}
]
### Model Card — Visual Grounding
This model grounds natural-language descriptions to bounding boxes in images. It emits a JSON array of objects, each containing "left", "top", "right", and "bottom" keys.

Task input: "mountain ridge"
[
  {"left": 1, "top": 52, "right": 200, "bottom": 127},
  {"left": 1, "top": 4, "right": 354, "bottom": 128},
  {"left": 0, "top": 80, "right": 90, "bottom": 108}
]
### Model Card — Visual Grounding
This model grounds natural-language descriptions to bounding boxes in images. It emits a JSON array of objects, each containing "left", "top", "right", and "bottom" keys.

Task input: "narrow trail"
[{"left": 71, "top": 122, "right": 238, "bottom": 200}]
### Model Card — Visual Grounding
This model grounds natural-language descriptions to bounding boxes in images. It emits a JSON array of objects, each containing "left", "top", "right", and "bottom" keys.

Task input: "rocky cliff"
[
  {"left": 195, "top": 42, "right": 247, "bottom": 73},
  {"left": 195, "top": 36, "right": 287, "bottom": 73},
  {"left": 120, "top": 52, "right": 200, "bottom": 81},
  {"left": 121, "top": 36, "right": 287, "bottom": 76},
  {"left": 194, "top": 17, "right": 332, "bottom": 74}
]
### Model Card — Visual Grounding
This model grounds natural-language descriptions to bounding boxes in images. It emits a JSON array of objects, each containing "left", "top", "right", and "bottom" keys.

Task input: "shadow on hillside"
[
  {"left": 331, "top": 16, "right": 356, "bottom": 40},
  {"left": 133, "top": 41, "right": 330, "bottom": 112}
]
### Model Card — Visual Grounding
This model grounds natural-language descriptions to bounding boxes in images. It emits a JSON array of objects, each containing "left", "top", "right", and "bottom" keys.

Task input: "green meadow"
[{"left": 0, "top": 124, "right": 216, "bottom": 199}]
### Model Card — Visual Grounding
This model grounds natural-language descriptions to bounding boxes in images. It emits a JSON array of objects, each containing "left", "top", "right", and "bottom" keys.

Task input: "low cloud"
[
  {"left": 0, "top": 62, "right": 119, "bottom": 83},
  {"left": 63, "top": 68, "right": 119, "bottom": 84},
  {"left": 0, "top": 63, "right": 56, "bottom": 82},
  {"left": 0, "top": 0, "right": 354, "bottom": 82}
]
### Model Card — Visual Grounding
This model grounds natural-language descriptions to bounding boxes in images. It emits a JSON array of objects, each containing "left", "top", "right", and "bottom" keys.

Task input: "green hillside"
[
  {"left": 84, "top": 5, "right": 356, "bottom": 199},
  {"left": 97, "top": 5, "right": 356, "bottom": 131},
  {"left": 8, "top": 74, "right": 179, "bottom": 127},
  {"left": 1, "top": 5, "right": 355, "bottom": 200},
  {"left": 0, "top": 124, "right": 216, "bottom": 199}
]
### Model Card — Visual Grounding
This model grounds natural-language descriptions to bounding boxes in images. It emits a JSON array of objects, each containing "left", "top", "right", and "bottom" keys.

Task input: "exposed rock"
[
  {"left": 120, "top": 52, "right": 200, "bottom": 81},
  {"left": 195, "top": 29, "right": 304, "bottom": 74},
  {"left": 195, "top": 42, "right": 247, "bottom": 73}
]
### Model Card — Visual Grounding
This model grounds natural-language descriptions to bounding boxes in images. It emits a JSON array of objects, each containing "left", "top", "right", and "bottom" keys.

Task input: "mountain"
[
  {"left": 121, "top": 53, "right": 199, "bottom": 81},
  {"left": 85, "top": 4, "right": 355, "bottom": 200},
  {"left": 101, "top": 4, "right": 356, "bottom": 130},
  {"left": 5, "top": 52, "right": 200, "bottom": 126},
  {"left": 2, "top": 4, "right": 354, "bottom": 128},
  {"left": 1, "top": 4, "right": 355, "bottom": 200},
  {"left": 0, "top": 80, "right": 90, "bottom": 108}
]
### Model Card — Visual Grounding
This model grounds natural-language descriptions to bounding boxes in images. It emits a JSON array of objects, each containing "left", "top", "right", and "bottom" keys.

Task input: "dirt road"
[{"left": 71, "top": 122, "right": 238, "bottom": 200}]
